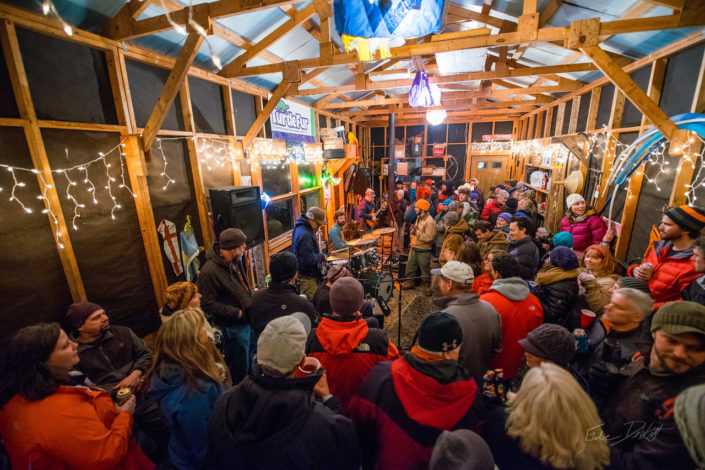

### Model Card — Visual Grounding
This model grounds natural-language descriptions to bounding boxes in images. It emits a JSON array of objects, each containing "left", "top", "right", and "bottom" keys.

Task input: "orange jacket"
[{"left": 0, "top": 386, "right": 153, "bottom": 470}]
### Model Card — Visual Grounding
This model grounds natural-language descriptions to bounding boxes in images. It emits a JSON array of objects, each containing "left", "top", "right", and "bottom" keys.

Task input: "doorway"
[{"left": 469, "top": 155, "right": 510, "bottom": 195}]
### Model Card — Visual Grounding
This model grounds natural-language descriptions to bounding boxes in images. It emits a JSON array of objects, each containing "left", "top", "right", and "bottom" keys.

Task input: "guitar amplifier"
[{"left": 209, "top": 186, "right": 265, "bottom": 248}]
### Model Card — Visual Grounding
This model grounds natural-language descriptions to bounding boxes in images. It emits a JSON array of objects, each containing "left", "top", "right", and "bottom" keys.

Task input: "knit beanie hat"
[
  {"left": 415, "top": 199, "right": 431, "bottom": 212},
  {"left": 65, "top": 301, "right": 103, "bottom": 334},
  {"left": 166, "top": 282, "right": 198, "bottom": 310},
  {"left": 497, "top": 212, "right": 513, "bottom": 224},
  {"left": 444, "top": 210, "right": 460, "bottom": 227},
  {"left": 665, "top": 205, "right": 705, "bottom": 233},
  {"left": 566, "top": 193, "right": 585, "bottom": 210},
  {"left": 219, "top": 228, "right": 247, "bottom": 250},
  {"left": 518, "top": 324, "right": 576, "bottom": 367},
  {"left": 430, "top": 430, "right": 495, "bottom": 470},
  {"left": 552, "top": 231, "right": 574, "bottom": 248},
  {"left": 675, "top": 383, "right": 705, "bottom": 469},
  {"left": 651, "top": 301, "right": 705, "bottom": 336},
  {"left": 417, "top": 312, "right": 463, "bottom": 353},
  {"left": 550, "top": 246, "right": 579, "bottom": 270},
  {"left": 618, "top": 276, "right": 651, "bottom": 295},
  {"left": 447, "top": 201, "right": 461, "bottom": 212},
  {"left": 269, "top": 251, "right": 298, "bottom": 283},
  {"left": 330, "top": 277, "right": 364, "bottom": 316},
  {"left": 505, "top": 198, "right": 518, "bottom": 211}
]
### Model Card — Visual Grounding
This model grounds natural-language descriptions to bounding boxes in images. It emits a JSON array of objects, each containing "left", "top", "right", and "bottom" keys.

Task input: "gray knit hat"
[
  {"left": 444, "top": 210, "right": 460, "bottom": 227},
  {"left": 430, "top": 430, "right": 495, "bottom": 470},
  {"left": 518, "top": 324, "right": 576, "bottom": 367},
  {"left": 618, "top": 276, "right": 651, "bottom": 295},
  {"left": 651, "top": 301, "right": 705, "bottom": 336},
  {"left": 675, "top": 384, "right": 705, "bottom": 469}
]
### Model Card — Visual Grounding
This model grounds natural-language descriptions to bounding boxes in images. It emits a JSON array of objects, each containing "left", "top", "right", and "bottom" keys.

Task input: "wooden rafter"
[
  {"left": 280, "top": 4, "right": 321, "bottom": 41},
  {"left": 142, "top": 32, "right": 204, "bottom": 151},
  {"left": 242, "top": 81, "right": 293, "bottom": 150},
  {"left": 219, "top": 3, "right": 318, "bottom": 76}
]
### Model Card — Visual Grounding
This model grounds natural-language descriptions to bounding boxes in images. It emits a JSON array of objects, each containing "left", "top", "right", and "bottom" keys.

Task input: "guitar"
[{"left": 364, "top": 199, "right": 390, "bottom": 228}]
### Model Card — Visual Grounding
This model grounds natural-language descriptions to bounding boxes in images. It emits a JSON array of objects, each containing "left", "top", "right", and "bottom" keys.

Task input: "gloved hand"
[{"left": 589, "top": 361, "right": 621, "bottom": 398}]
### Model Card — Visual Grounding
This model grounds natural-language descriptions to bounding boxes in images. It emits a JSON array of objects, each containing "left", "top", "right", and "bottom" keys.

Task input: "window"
[
  {"left": 478, "top": 162, "right": 487, "bottom": 169},
  {"left": 265, "top": 199, "right": 294, "bottom": 238},
  {"left": 300, "top": 191, "right": 320, "bottom": 212},
  {"left": 492, "top": 162, "right": 502, "bottom": 169},
  {"left": 261, "top": 161, "right": 292, "bottom": 196},
  {"left": 298, "top": 163, "right": 317, "bottom": 190}
]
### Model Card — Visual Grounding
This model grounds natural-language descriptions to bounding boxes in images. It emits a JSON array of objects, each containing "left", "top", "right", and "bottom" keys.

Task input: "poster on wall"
[{"left": 270, "top": 99, "right": 316, "bottom": 143}]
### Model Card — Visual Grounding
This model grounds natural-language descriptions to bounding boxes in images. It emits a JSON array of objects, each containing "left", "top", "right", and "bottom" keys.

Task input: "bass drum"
[{"left": 357, "top": 269, "right": 394, "bottom": 303}]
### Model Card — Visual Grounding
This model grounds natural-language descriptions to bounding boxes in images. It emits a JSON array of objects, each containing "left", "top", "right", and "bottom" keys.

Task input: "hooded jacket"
[
  {"left": 198, "top": 243, "right": 252, "bottom": 326},
  {"left": 559, "top": 213, "right": 607, "bottom": 253},
  {"left": 627, "top": 240, "right": 700, "bottom": 307},
  {"left": 471, "top": 273, "right": 494, "bottom": 295},
  {"left": 440, "top": 219, "right": 469, "bottom": 265},
  {"left": 148, "top": 362, "right": 225, "bottom": 470},
  {"left": 477, "top": 230, "right": 509, "bottom": 258},
  {"left": 480, "top": 278, "right": 543, "bottom": 379},
  {"left": 206, "top": 368, "right": 360, "bottom": 470},
  {"left": 411, "top": 212, "right": 436, "bottom": 251},
  {"left": 434, "top": 293, "right": 503, "bottom": 383},
  {"left": 534, "top": 267, "right": 580, "bottom": 328},
  {"left": 682, "top": 275, "right": 705, "bottom": 305},
  {"left": 509, "top": 236, "right": 540, "bottom": 281},
  {"left": 601, "top": 357, "right": 705, "bottom": 470},
  {"left": 75, "top": 325, "right": 153, "bottom": 388},
  {"left": 348, "top": 354, "right": 484, "bottom": 470},
  {"left": 292, "top": 215, "right": 325, "bottom": 278},
  {"left": 0, "top": 386, "right": 153, "bottom": 470},
  {"left": 306, "top": 316, "right": 399, "bottom": 408},
  {"left": 245, "top": 282, "right": 320, "bottom": 339},
  {"left": 481, "top": 198, "right": 503, "bottom": 220}
]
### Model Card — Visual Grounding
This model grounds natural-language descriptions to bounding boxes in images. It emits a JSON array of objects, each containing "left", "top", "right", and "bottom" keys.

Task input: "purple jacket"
[{"left": 559, "top": 214, "right": 607, "bottom": 252}]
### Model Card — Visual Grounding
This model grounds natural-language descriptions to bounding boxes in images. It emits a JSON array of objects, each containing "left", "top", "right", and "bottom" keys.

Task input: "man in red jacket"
[
  {"left": 628, "top": 205, "right": 705, "bottom": 307},
  {"left": 481, "top": 189, "right": 508, "bottom": 220},
  {"left": 480, "top": 253, "right": 543, "bottom": 380},
  {"left": 348, "top": 312, "right": 484, "bottom": 470},
  {"left": 306, "top": 277, "right": 399, "bottom": 410}
]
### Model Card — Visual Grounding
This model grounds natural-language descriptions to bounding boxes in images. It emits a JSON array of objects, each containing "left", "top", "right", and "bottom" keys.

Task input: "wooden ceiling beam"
[
  {"left": 342, "top": 99, "right": 538, "bottom": 116},
  {"left": 242, "top": 80, "right": 293, "bottom": 150},
  {"left": 446, "top": 4, "right": 517, "bottom": 31},
  {"left": 280, "top": 4, "right": 321, "bottom": 41}
]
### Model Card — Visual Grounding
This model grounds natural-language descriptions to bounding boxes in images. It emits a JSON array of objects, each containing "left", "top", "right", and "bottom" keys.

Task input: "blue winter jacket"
[
  {"left": 292, "top": 215, "right": 325, "bottom": 278},
  {"left": 148, "top": 362, "right": 226, "bottom": 470}
]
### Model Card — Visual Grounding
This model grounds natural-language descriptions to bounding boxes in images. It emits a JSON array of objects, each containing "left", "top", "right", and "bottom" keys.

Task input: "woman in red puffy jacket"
[{"left": 559, "top": 193, "right": 608, "bottom": 254}]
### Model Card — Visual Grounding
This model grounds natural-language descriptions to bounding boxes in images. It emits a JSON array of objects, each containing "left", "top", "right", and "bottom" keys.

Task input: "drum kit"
[{"left": 325, "top": 227, "right": 398, "bottom": 309}]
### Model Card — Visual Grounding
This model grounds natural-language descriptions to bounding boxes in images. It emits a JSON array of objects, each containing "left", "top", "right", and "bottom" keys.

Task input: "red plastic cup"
[
  {"left": 295, "top": 356, "right": 321, "bottom": 378},
  {"left": 581, "top": 309, "right": 597, "bottom": 329}
]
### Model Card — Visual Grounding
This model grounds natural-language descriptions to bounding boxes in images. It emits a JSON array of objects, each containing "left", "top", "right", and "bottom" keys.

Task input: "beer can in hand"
[
  {"left": 115, "top": 388, "right": 132, "bottom": 406},
  {"left": 640, "top": 262, "right": 653, "bottom": 278}
]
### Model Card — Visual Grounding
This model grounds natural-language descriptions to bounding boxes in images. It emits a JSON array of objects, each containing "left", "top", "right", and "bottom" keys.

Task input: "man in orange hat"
[{"left": 404, "top": 199, "right": 436, "bottom": 293}]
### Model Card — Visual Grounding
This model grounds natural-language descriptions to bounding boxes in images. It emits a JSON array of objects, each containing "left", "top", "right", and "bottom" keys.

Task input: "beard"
[{"left": 653, "top": 346, "right": 692, "bottom": 374}]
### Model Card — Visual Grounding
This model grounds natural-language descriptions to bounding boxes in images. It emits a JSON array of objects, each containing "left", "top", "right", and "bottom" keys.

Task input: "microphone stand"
[{"left": 391, "top": 275, "right": 426, "bottom": 349}]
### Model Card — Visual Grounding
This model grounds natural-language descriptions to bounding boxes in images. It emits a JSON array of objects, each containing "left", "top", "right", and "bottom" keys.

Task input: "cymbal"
[
  {"left": 347, "top": 238, "right": 377, "bottom": 246},
  {"left": 372, "top": 227, "right": 396, "bottom": 236},
  {"left": 362, "top": 233, "right": 379, "bottom": 240},
  {"left": 328, "top": 259, "right": 348, "bottom": 265}
]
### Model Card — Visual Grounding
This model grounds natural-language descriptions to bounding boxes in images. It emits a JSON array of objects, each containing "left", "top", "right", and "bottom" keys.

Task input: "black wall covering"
[
  {"left": 447, "top": 144, "right": 467, "bottom": 186},
  {"left": 561, "top": 100, "right": 573, "bottom": 135},
  {"left": 549, "top": 106, "right": 557, "bottom": 137},
  {"left": 621, "top": 66, "right": 651, "bottom": 128},
  {"left": 595, "top": 83, "right": 615, "bottom": 129},
  {"left": 0, "top": 47, "right": 19, "bottom": 118},
  {"left": 41, "top": 129, "right": 159, "bottom": 336},
  {"left": 233, "top": 90, "right": 257, "bottom": 136},
  {"left": 125, "top": 59, "right": 185, "bottom": 131},
  {"left": 406, "top": 125, "right": 424, "bottom": 139},
  {"left": 371, "top": 127, "right": 385, "bottom": 146},
  {"left": 147, "top": 139, "right": 204, "bottom": 285},
  {"left": 495, "top": 121, "right": 513, "bottom": 135},
  {"left": 0, "top": 127, "right": 73, "bottom": 340},
  {"left": 577, "top": 93, "right": 591, "bottom": 133},
  {"left": 471, "top": 122, "right": 492, "bottom": 142},
  {"left": 16, "top": 27, "right": 116, "bottom": 124},
  {"left": 448, "top": 123, "right": 467, "bottom": 143},
  {"left": 188, "top": 77, "right": 227, "bottom": 135},
  {"left": 427, "top": 124, "right": 447, "bottom": 144},
  {"left": 660, "top": 43, "right": 705, "bottom": 117}
]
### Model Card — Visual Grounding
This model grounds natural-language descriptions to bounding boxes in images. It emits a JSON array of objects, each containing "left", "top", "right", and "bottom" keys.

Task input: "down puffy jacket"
[
  {"left": 533, "top": 267, "right": 580, "bottom": 328},
  {"left": 559, "top": 213, "right": 607, "bottom": 253},
  {"left": 628, "top": 240, "right": 700, "bottom": 308}
]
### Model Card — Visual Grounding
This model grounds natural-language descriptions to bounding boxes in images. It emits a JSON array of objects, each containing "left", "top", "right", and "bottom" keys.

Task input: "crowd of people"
[{"left": 2, "top": 176, "right": 705, "bottom": 470}]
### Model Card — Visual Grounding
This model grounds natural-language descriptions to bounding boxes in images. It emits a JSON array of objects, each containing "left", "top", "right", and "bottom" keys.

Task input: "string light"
[
  {"left": 156, "top": 139, "right": 175, "bottom": 190},
  {"left": 36, "top": 172, "right": 64, "bottom": 249},
  {"left": 471, "top": 141, "right": 512, "bottom": 152},
  {"left": 7, "top": 167, "right": 32, "bottom": 214},
  {"left": 61, "top": 168, "right": 84, "bottom": 230},
  {"left": 161, "top": 0, "right": 223, "bottom": 70},
  {"left": 41, "top": 0, "right": 73, "bottom": 37}
]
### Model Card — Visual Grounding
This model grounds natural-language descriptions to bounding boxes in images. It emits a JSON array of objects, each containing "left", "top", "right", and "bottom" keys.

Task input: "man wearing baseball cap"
[
  {"left": 403, "top": 198, "right": 437, "bottom": 293},
  {"left": 432, "top": 261, "right": 502, "bottom": 383},
  {"left": 199, "top": 227, "right": 253, "bottom": 383},
  {"left": 292, "top": 206, "right": 328, "bottom": 300},
  {"left": 357, "top": 188, "right": 377, "bottom": 232},
  {"left": 628, "top": 205, "right": 705, "bottom": 307},
  {"left": 596, "top": 301, "right": 705, "bottom": 469},
  {"left": 208, "top": 314, "right": 361, "bottom": 470}
]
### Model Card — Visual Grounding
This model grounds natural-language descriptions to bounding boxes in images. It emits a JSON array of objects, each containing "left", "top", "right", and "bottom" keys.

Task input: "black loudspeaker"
[
  {"left": 352, "top": 167, "right": 372, "bottom": 194},
  {"left": 209, "top": 186, "right": 265, "bottom": 248}
]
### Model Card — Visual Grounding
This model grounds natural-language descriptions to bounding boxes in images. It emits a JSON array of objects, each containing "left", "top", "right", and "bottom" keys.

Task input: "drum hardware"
[{"left": 347, "top": 237, "right": 377, "bottom": 247}]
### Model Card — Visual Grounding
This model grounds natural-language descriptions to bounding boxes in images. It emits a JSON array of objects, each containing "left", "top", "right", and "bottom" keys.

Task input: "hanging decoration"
[
  {"left": 409, "top": 71, "right": 441, "bottom": 108},
  {"left": 471, "top": 141, "right": 513, "bottom": 152},
  {"left": 180, "top": 215, "right": 202, "bottom": 282},
  {"left": 157, "top": 219, "right": 184, "bottom": 277}
]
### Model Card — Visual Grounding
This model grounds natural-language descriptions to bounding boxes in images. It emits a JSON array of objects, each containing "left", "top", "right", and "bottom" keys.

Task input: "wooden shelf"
[{"left": 524, "top": 183, "right": 549, "bottom": 195}]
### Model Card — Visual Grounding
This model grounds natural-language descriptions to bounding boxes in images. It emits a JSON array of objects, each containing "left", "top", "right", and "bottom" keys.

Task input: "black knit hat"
[
  {"left": 619, "top": 276, "right": 651, "bottom": 295},
  {"left": 665, "top": 205, "right": 705, "bottom": 233},
  {"left": 417, "top": 312, "right": 463, "bottom": 353},
  {"left": 550, "top": 246, "right": 579, "bottom": 270},
  {"left": 269, "top": 252, "right": 298, "bottom": 283},
  {"left": 65, "top": 301, "right": 103, "bottom": 334},
  {"left": 518, "top": 324, "right": 576, "bottom": 367}
]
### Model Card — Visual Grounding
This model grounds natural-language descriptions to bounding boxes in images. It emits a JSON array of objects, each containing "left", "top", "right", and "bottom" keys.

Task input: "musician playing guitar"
[{"left": 358, "top": 188, "right": 378, "bottom": 232}]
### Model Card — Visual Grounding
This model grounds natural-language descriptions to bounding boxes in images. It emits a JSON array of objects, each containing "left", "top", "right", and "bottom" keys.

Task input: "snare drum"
[{"left": 348, "top": 248, "right": 379, "bottom": 273}]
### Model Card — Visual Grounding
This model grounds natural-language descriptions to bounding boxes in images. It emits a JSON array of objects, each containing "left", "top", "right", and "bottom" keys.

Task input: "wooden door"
[{"left": 470, "top": 155, "right": 510, "bottom": 195}]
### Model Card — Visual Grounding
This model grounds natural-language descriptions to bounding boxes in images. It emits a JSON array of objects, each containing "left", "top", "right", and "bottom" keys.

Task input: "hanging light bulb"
[{"left": 426, "top": 109, "right": 446, "bottom": 126}]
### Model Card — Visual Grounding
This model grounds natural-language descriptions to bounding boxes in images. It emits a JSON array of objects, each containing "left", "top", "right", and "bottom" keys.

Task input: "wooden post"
[
  {"left": 555, "top": 102, "right": 566, "bottom": 136},
  {"left": 568, "top": 95, "right": 581, "bottom": 134},
  {"left": 595, "top": 90, "right": 626, "bottom": 212},
  {"left": 0, "top": 20, "right": 86, "bottom": 301},
  {"left": 242, "top": 81, "right": 292, "bottom": 150},
  {"left": 586, "top": 87, "right": 602, "bottom": 131},
  {"left": 223, "top": 84, "right": 236, "bottom": 136},
  {"left": 141, "top": 32, "right": 204, "bottom": 152},
  {"left": 180, "top": 81, "right": 215, "bottom": 247},
  {"left": 544, "top": 106, "right": 554, "bottom": 138}
]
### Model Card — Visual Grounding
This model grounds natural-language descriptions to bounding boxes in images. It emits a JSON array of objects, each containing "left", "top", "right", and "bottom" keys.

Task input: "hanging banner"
[{"left": 270, "top": 99, "right": 316, "bottom": 143}]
